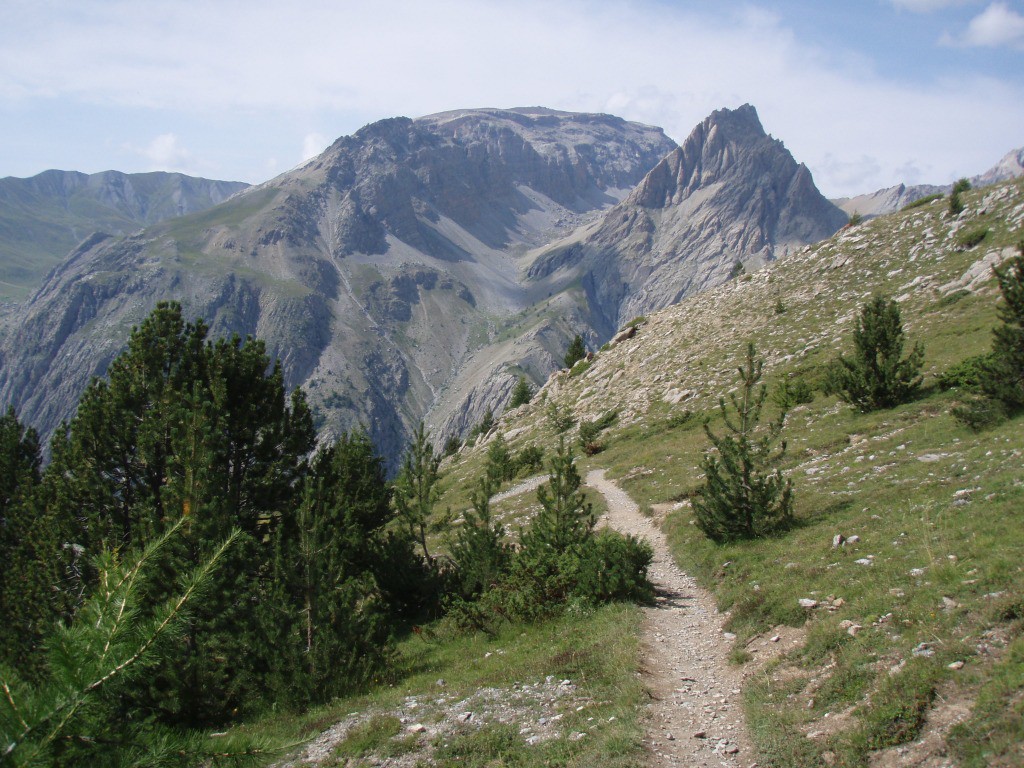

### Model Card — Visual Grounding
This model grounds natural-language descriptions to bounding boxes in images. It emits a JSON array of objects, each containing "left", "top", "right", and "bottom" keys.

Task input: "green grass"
[{"left": 433, "top": 178, "right": 1024, "bottom": 766}]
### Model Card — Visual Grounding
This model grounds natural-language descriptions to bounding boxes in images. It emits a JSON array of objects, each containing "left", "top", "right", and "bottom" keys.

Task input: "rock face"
[
  {"left": 0, "top": 170, "right": 249, "bottom": 300},
  {"left": 527, "top": 104, "right": 848, "bottom": 332},
  {"left": 834, "top": 183, "right": 946, "bottom": 220},
  {"left": 0, "top": 105, "right": 850, "bottom": 466},
  {"left": 0, "top": 108, "right": 676, "bottom": 465},
  {"left": 972, "top": 147, "right": 1024, "bottom": 188}
]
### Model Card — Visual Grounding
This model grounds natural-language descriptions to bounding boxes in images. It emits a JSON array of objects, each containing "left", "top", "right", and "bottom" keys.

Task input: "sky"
[{"left": 1, "top": 0, "right": 1022, "bottom": 198}]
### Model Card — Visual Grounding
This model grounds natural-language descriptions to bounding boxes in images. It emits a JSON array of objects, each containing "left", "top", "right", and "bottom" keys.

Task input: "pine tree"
[
  {"left": 485, "top": 432, "right": 515, "bottom": 487},
  {"left": 984, "top": 245, "right": 1024, "bottom": 410},
  {"left": 451, "top": 474, "right": 511, "bottom": 599},
  {"left": 825, "top": 294, "right": 924, "bottom": 411},
  {"left": 521, "top": 437, "right": 594, "bottom": 558},
  {"left": 40, "top": 302, "right": 316, "bottom": 725},
  {"left": 268, "top": 432, "right": 394, "bottom": 703},
  {"left": 393, "top": 422, "right": 441, "bottom": 562},
  {"left": 0, "top": 522, "right": 271, "bottom": 767},
  {"left": 564, "top": 334, "right": 586, "bottom": 369},
  {"left": 509, "top": 375, "right": 532, "bottom": 408},
  {"left": 694, "top": 343, "right": 793, "bottom": 543}
]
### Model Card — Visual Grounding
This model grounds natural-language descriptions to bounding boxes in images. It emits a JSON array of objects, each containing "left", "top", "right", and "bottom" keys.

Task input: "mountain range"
[
  {"left": 0, "top": 105, "right": 1014, "bottom": 465},
  {"left": 0, "top": 170, "right": 249, "bottom": 301}
]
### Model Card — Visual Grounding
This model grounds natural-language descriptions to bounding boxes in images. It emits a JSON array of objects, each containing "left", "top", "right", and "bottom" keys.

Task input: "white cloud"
[
  {"left": 1, "top": 0, "right": 1022, "bottom": 195},
  {"left": 957, "top": 2, "right": 1024, "bottom": 47},
  {"left": 301, "top": 133, "right": 330, "bottom": 163},
  {"left": 129, "top": 133, "right": 191, "bottom": 171}
]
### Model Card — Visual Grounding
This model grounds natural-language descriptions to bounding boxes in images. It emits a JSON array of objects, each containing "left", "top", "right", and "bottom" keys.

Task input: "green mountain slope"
[
  {"left": 0, "top": 169, "right": 248, "bottom": 300},
  {"left": 440, "top": 177, "right": 1024, "bottom": 765}
]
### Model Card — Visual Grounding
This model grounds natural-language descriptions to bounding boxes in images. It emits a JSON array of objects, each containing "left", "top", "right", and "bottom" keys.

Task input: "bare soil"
[{"left": 585, "top": 469, "right": 756, "bottom": 767}]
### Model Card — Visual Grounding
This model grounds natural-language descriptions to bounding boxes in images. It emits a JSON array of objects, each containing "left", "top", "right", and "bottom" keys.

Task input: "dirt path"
[{"left": 585, "top": 469, "right": 755, "bottom": 768}]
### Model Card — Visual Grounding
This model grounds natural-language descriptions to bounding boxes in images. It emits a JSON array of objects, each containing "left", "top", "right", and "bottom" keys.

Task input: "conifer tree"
[
  {"left": 485, "top": 432, "right": 515, "bottom": 487},
  {"left": 984, "top": 244, "right": 1024, "bottom": 410},
  {"left": 694, "top": 343, "right": 793, "bottom": 543},
  {"left": 0, "top": 521, "right": 271, "bottom": 767},
  {"left": 825, "top": 294, "right": 924, "bottom": 411},
  {"left": 394, "top": 422, "right": 441, "bottom": 562},
  {"left": 451, "top": 474, "right": 510, "bottom": 599},
  {"left": 509, "top": 375, "right": 532, "bottom": 408},
  {"left": 521, "top": 437, "right": 594, "bottom": 558},
  {"left": 564, "top": 334, "right": 586, "bottom": 369},
  {"left": 267, "top": 432, "right": 394, "bottom": 703}
]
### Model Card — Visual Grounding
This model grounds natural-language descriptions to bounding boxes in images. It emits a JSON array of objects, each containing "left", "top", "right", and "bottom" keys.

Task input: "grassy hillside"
[{"left": 433, "top": 177, "right": 1024, "bottom": 766}]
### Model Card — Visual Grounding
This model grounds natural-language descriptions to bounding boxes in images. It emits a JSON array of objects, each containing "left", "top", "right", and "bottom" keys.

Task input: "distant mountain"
[
  {"left": 0, "top": 170, "right": 249, "bottom": 300},
  {"left": 525, "top": 104, "right": 847, "bottom": 333},
  {"left": 0, "top": 105, "right": 848, "bottom": 465},
  {"left": 833, "top": 145, "right": 1024, "bottom": 220},
  {"left": 972, "top": 147, "right": 1024, "bottom": 188},
  {"left": 0, "top": 109, "right": 675, "bottom": 462}
]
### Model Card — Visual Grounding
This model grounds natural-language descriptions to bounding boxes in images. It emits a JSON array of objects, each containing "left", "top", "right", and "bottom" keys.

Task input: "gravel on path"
[{"left": 585, "top": 469, "right": 756, "bottom": 768}]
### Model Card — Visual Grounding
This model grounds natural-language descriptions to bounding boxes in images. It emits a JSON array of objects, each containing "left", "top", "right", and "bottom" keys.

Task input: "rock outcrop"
[
  {"left": 0, "top": 108, "right": 676, "bottom": 465},
  {"left": 528, "top": 104, "right": 847, "bottom": 332}
]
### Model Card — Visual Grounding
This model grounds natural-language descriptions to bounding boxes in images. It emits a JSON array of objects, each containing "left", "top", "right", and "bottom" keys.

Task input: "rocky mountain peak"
[{"left": 630, "top": 104, "right": 791, "bottom": 210}]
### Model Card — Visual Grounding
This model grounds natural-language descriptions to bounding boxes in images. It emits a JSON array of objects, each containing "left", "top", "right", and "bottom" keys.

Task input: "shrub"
[
  {"left": 949, "top": 178, "right": 970, "bottom": 216},
  {"left": 512, "top": 445, "right": 545, "bottom": 475},
  {"left": 902, "top": 193, "right": 943, "bottom": 211},
  {"left": 694, "top": 343, "right": 793, "bottom": 543},
  {"left": 848, "top": 211, "right": 863, "bottom": 227},
  {"left": 509, "top": 375, "right": 532, "bottom": 408},
  {"left": 577, "top": 410, "right": 618, "bottom": 454},
  {"left": 955, "top": 225, "right": 989, "bottom": 250},
  {"left": 546, "top": 401, "right": 576, "bottom": 434},
  {"left": 569, "top": 358, "right": 592, "bottom": 378},
  {"left": 983, "top": 245, "right": 1024, "bottom": 411},
  {"left": 824, "top": 294, "right": 924, "bottom": 411},
  {"left": 939, "top": 353, "right": 993, "bottom": 392},
  {"left": 484, "top": 433, "right": 515, "bottom": 486},
  {"left": 772, "top": 376, "right": 815, "bottom": 412},
  {"left": 564, "top": 334, "right": 586, "bottom": 369}
]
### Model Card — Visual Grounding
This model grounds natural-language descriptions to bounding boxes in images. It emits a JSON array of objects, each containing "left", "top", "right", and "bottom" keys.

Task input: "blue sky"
[{"left": 1, "top": 0, "right": 1022, "bottom": 197}]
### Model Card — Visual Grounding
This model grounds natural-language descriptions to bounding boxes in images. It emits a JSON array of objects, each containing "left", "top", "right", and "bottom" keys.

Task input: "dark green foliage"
[
  {"left": 265, "top": 431, "right": 397, "bottom": 705},
  {"left": 825, "top": 294, "right": 925, "bottom": 411},
  {"left": 0, "top": 408, "right": 62, "bottom": 679},
  {"left": 0, "top": 522, "right": 271, "bottom": 767},
  {"left": 774, "top": 298, "right": 787, "bottom": 315},
  {"left": 35, "top": 302, "right": 316, "bottom": 724},
  {"left": 393, "top": 422, "right": 441, "bottom": 562},
  {"left": 728, "top": 259, "right": 745, "bottom": 279},
  {"left": 443, "top": 435, "right": 461, "bottom": 457},
  {"left": 447, "top": 440, "right": 652, "bottom": 633},
  {"left": 949, "top": 178, "right": 970, "bottom": 216},
  {"left": 512, "top": 445, "right": 545, "bottom": 476},
  {"left": 939, "top": 353, "right": 993, "bottom": 392},
  {"left": 484, "top": 433, "right": 515, "bottom": 487},
  {"left": 771, "top": 375, "right": 815, "bottom": 412},
  {"left": 563, "top": 334, "right": 586, "bottom": 369},
  {"left": 450, "top": 474, "right": 510, "bottom": 599},
  {"left": 984, "top": 247, "right": 1024, "bottom": 411},
  {"left": 568, "top": 358, "right": 592, "bottom": 378},
  {"left": 578, "top": 410, "right": 618, "bottom": 455},
  {"left": 625, "top": 316, "right": 646, "bottom": 328},
  {"left": 955, "top": 225, "right": 989, "bottom": 250},
  {"left": 901, "top": 192, "right": 943, "bottom": 211},
  {"left": 694, "top": 343, "right": 793, "bottom": 543},
  {"left": 848, "top": 211, "right": 863, "bottom": 227},
  {"left": 509, "top": 375, "right": 532, "bottom": 408}
]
